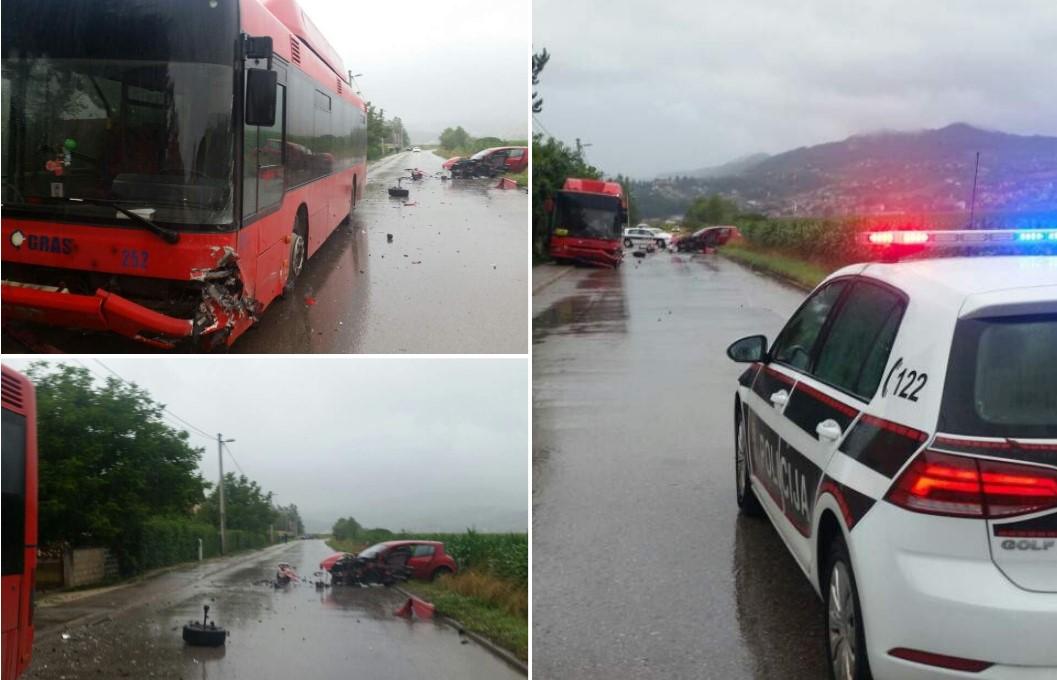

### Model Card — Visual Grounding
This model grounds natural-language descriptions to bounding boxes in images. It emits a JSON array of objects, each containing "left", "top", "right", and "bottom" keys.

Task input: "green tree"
[
  {"left": 196, "top": 473, "right": 277, "bottom": 535},
  {"left": 532, "top": 49, "right": 549, "bottom": 114},
  {"left": 685, "top": 194, "right": 739, "bottom": 227},
  {"left": 531, "top": 133, "right": 602, "bottom": 257},
  {"left": 275, "top": 503, "right": 304, "bottom": 535},
  {"left": 331, "top": 516, "right": 362, "bottom": 541},
  {"left": 439, "top": 126, "right": 472, "bottom": 152},
  {"left": 25, "top": 363, "right": 207, "bottom": 570}
]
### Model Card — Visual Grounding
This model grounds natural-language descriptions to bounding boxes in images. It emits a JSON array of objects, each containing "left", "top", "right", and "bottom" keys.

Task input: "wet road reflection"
[
  {"left": 25, "top": 540, "right": 522, "bottom": 680},
  {"left": 532, "top": 252, "right": 823, "bottom": 679}
]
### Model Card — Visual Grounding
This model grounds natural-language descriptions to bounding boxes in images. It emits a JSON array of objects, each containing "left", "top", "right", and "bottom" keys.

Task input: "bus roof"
[
  {"left": 562, "top": 178, "right": 624, "bottom": 200},
  {"left": 261, "top": 0, "right": 346, "bottom": 79}
]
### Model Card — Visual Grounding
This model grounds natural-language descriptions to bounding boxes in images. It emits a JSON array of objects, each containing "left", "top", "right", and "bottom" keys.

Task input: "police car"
[{"left": 726, "top": 230, "right": 1057, "bottom": 680}]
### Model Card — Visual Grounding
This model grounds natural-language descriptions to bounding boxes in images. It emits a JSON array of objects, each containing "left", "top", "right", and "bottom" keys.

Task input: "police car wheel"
[
  {"left": 735, "top": 413, "right": 763, "bottom": 516},
  {"left": 824, "top": 537, "right": 871, "bottom": 680},
  {"left": 624, "top": 238, "right": 633, "bottom": 248}
]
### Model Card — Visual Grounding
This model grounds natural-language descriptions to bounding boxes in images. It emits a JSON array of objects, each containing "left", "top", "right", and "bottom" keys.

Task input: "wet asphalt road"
[
  {"left": 25, "top": 539, "right": 521, "bottom": 680},
  {"left": 2, "top": 150, "right": 527, "bottom": 353},
  {"left": 532, "top": 252, "right": 831, "bottom": 679}
]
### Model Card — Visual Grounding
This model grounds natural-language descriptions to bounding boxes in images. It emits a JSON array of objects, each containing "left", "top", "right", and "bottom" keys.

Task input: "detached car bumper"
[{"left": 2, "top": 283, "right": 197, "bottom": 348}]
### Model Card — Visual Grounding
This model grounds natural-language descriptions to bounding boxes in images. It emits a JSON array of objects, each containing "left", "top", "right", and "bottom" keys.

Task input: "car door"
[
  {"left": 743, "top": 279, "right": 850, "bottom": 560},
  {"left": 779, "top": 279, "right": 907, "bottom": 565},
  {"left": 407, "top": 544, "right": 436, "bottom": 579}
]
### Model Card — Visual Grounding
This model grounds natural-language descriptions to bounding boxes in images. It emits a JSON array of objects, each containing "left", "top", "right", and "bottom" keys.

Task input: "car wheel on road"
[
  {"left": 824, "top": 537, "right": 871, "bottom": 680},
  {"left": 430, "top": 566, "right": 452, "bottom": 581},
  {"left": 657, "top": 239, "right": 666, "bottom": 248},
  {"left": 283, "top": 213, "right": 308, "bottom": 294},
  {"left": 735, "top": 411, "right": 763, "bottom": 516},
  {"left": 624, "top": 238, "right": 634, "bottom": 248}
]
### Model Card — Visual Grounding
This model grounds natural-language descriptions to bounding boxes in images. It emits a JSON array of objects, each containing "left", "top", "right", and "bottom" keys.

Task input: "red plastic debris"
[
  {"left": 393, "top": 596, "right": 435, "bottom": 620},
  {"left": 304, "top": 296, "right": 316, "bottom": 306}
]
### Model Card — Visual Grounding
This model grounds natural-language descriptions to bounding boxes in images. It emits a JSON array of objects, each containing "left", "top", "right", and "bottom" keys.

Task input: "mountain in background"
[
  {"left": 660, "top": 152, "right": 771, "bottom": 179},
  {"left": 635, "top": 124, "right": 1057, "bottom": 219}
]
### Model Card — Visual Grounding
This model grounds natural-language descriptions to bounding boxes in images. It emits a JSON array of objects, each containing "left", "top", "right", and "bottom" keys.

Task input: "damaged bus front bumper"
[{"left": 1, "top": 279, "right": 256, "bottom": 350}]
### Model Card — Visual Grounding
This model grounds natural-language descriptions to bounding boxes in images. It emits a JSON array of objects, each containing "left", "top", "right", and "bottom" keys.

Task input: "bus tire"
[
  {"left": 350, "top": 176, "right": 357, "bottom": 217},
  {"left": 284, "top": 212, "right": 308, "bottom": 294}
]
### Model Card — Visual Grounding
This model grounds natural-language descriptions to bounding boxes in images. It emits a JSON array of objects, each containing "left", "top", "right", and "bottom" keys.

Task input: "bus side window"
[
  {"left": 243, "top": 82, "right": 285, "bottom": 218},
  {"left": 257, "top": 84, "right": 286, "bottom": 211}
]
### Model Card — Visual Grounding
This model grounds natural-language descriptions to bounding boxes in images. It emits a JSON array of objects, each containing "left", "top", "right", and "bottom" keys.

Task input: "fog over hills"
[{"left": 636, "top": 124, "right": 1057, "bottom": 219}]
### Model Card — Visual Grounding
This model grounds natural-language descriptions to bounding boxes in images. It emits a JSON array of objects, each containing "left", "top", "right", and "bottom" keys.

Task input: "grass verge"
[
  {"left": 404, "top": 573, "right": 528, "bottom": 662},
  {"left": 719, "top": 241, "right": 831, "bottom": 290},
  {"left": 324, "top": 537, "right": 527, "bottom": 661}
]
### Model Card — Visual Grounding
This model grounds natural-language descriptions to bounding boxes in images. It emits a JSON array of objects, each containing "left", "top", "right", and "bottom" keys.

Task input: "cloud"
[
  {"left": 299, "top": 0, "right": 529, "bottom": 139},
  {"left": 533, "top": 0, "right": 1057, "bottom": 176},
  {"left": 6, "top": 357, "right": 528, "bottom": 533}
]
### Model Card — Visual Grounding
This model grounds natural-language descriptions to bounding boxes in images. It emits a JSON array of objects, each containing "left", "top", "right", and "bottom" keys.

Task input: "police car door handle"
[
  {"left": 769, "top": 390, "right": 789, "bottom": 408},
  {"left": 816, "top": 419, "right": 842, "bottom": 441}
]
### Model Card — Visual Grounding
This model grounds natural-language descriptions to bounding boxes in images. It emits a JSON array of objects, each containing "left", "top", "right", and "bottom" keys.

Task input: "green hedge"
[{"left": 133, "top": 517, "right": 268, "bottom": 573}]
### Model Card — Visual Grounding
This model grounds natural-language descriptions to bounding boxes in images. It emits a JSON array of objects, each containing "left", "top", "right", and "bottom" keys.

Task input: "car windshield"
[
  {"left": 555, "top": 191, "right": 623, "bottom": 240},
  {"left": 358, "top": 543, "right": 389, "bottom": 559},
  {"left": 2, "top": 0, "right": 237, "bottom": 229},
  {"left": 939, "top": 313, "right": 1057, "bottom": 438},
  {"left": 470, "top": 148, "right": 496, "bottom": 160}
]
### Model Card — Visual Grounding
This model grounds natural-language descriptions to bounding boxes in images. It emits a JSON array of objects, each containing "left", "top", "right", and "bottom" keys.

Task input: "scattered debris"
[
  {"left": 303, "top": 296, "right": 316, "bottom": 306},
  {"left": 394, "top": 595, "right": 435, "bottom": 620},
  {"left": 387, "top": 234, "right": 394, "bottom": 243},
  {"left": 183, "top": 605, "right": 226, "bottom": 647}
]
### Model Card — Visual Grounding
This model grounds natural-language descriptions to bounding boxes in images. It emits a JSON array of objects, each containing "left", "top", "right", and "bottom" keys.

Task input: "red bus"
[
  {"left": 2, "top": 366, "right": 37, "bottom": 680},
  {"left": 547, "top": 178, "right": 628, "bottom": 268},
  {"left": 1, "top": 0, "right": 367, "bottom": 349}
]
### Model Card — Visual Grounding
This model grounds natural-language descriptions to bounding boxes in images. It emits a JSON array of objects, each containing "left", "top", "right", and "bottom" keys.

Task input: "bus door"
[{"left": 242, "top": 60, "right": 287, "bottom": 297}]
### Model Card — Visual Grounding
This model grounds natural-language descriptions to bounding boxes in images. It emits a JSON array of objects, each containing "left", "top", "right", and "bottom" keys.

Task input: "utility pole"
[{"left": 217, "top": 434, "right": 235, "bottom": 554}]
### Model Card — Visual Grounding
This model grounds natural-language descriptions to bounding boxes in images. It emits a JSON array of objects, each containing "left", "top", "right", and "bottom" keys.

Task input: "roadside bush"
[{"left": 133, "top": 518, "right": 270, "bottom": 573}]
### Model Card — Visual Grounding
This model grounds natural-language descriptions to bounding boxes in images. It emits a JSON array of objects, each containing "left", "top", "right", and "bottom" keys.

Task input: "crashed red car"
[
  {"left": 320, "top": 540, "right": 457, "bottom": 581},
  {"left": 444, "top": 147, "right": 527, "bottom": 177}
]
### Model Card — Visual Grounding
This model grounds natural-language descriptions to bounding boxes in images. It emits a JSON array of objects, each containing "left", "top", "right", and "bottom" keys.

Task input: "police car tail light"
[{"left": 887, "top": 450, "right": 1057, "bottom": 518}]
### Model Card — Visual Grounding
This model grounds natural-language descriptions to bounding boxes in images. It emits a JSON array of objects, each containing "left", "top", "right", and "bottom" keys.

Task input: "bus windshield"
[
  {"left": 1, "top": 0, "right": 238, "bottom": 229},
  {"left": 555, "top": 192, "right": 623, "bottom": 240}
]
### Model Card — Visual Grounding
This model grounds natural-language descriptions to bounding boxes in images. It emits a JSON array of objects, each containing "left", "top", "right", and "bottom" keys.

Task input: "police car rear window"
[{"left": 939, "top": 314, "right": 1057, "bottom": 438}]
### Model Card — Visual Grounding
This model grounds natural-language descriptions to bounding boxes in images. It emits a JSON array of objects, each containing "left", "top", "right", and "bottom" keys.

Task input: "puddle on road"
[{"left": 533, "top": 269, "right": 627, "bottom": 343}]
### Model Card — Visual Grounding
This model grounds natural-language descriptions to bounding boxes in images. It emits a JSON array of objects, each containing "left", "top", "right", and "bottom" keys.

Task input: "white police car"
[
  {"left": 623, "top": 226, "right": 658, "bottom": 250},
  {"left": 726, "top": 230, "right": 1057, "bottom": 680}
]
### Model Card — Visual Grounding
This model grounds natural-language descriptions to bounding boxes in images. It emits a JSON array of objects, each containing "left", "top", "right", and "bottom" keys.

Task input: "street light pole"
[{"left": 217, "top": 434, "right": 235, "bottom": 554}]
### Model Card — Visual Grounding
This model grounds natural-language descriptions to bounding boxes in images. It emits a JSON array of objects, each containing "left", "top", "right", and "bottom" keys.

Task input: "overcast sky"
[
  {"left": 5, "top": 358, "right": 528, "bottom": 534},
  {"left": 533, "top": 0, "right": 1057, "bottom": 177},
  {"left": 298, "top": 0, "right": 528, "bottom": 142}
]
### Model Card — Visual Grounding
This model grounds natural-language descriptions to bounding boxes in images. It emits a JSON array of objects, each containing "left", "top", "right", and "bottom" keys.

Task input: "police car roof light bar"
[{"left": 862, "top": 228, "right": 1057, "bottom": 258}]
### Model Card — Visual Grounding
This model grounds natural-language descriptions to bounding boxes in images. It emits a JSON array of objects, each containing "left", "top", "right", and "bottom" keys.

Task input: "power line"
[
  {"left": 92, "top": 359, "right": 215, "bottom": 440},
  {"left": 222, "top": 441, "right": 246, "bottom": 477},
  {"left": 532, "top": 114, "right": 554, "bottom": 139}
]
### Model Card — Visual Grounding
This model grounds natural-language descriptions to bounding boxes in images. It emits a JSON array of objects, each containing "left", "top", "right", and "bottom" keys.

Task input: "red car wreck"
[
  {"left": 321, "top": 541, "right": 458, "bottom": 585},
  {"left": 1, "top": 0, "right": 367, "bottom": 350}
]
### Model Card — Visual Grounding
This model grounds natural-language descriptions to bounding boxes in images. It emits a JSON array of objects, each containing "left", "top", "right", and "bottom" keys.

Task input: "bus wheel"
[
  {"left": 350, "top": 177, "right": 357, "bottom": 215},
  {"left": 285, "top": 214, "right": 307, "bottom": 293}
]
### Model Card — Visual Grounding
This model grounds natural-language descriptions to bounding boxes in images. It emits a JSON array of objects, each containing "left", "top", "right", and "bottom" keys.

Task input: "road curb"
[
  {"left": 36, "top": 543, "right": 294, "bottom": 636},
  {"left": 532, "top": 264, "right": 575, "bottom": 295},
  {"left": 394, "top": 586, "right": 527, "bottom": 676}
]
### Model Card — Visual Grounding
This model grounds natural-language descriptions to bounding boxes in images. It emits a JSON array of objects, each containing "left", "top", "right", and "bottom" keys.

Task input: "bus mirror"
[
  {"left": 245, "top": 69, "right": 277, "bottom": 127},
  {"left": 245, "top": 36, "right": 273, "bottom": 61}
]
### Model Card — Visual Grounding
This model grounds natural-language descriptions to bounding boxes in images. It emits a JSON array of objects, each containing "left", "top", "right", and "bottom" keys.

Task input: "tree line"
[
  {"left": 367, "top": 103, "right": 410, "bottom": 159},
  {"left": 25, "top": 363, "right": 302, "bottom": 574},
  {"left": 436, "top": 126, "right": 528, "bottom": 159}
]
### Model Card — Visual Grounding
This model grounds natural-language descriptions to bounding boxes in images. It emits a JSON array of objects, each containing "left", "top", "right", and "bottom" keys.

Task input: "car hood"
[
  {"left": 442, "top": 156, "right": 462, "bottom": 169},
  {"left": 319, "top": 551, "right": 354, "bottom": 571}
]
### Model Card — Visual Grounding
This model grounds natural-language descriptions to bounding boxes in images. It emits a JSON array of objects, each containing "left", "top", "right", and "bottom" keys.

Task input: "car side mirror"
[
  {"left": 727, "top": 335, "right": 767, "bottom": 363},
  {"left": 246, "top": 69, "right": 277, "bottom": 127}
]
